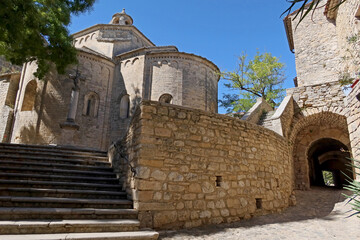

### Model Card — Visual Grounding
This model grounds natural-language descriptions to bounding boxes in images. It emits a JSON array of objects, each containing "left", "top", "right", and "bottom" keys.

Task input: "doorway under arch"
[{"left": 307, "top": 138, "right": 353, "bottom": 188}]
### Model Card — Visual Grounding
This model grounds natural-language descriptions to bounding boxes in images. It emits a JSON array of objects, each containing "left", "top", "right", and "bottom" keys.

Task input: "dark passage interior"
[{"left": 307, "top": 138, "right": 354, "bottom": 188}]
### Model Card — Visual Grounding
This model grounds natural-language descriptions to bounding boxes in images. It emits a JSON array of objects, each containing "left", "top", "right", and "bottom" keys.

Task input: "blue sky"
[{"left": 69, "top": 0, "right": 297, "bottom": 113}]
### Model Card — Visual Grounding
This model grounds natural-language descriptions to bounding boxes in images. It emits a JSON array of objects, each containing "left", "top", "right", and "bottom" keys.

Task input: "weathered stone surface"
[{"left": 125, "top": 101, "right": 292, "bottom": 229}]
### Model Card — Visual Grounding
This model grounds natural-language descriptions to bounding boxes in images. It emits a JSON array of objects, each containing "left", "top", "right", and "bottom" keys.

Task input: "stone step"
[
  {"left": 0, "top": 160, "right": 113, "bottom": 172},
  {"left": 0, "top": 231, "right": 159, "bottom": 240},
  {"left": 0, "top": 179, "right": 123, "bottom": 191},
  {"left": 0, "top": 187, "right": 127, "bottom": 200},
  {"left": 0, "top": 149, "right": 108, "bottom": 161},
  {"left": 0, "top": 166, "right": 116, "bottom": 177},
  {"left": 0, "top": 219, "right": 141, "bottom": 234},
  {"left": 258, "top": 110, "right": 276, "bottom": 125},
  {"left": 0, "top": 207, "right": 138, "bottom": 220},
  {"left": 0, "top": 196, "right": 132, "bottom": 209},
  {"left": 0, "top": 143, "right": 107, "bottom": 156},
  {"left": 0, "top": 155, "right": 111, "bottom": 167},
  {"left": 0, "top": 172, "right": 119, "bottom": 184}
]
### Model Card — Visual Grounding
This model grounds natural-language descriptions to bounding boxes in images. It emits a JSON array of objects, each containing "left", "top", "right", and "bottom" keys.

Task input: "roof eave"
[{"left": 283, "top": 16, "right": 295, "bottom": 53}]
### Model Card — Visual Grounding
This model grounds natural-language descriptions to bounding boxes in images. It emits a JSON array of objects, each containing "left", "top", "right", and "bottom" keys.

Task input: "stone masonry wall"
[
  {"left": 11, "top": 53, "right": 115, "bottom": 150},
  {"left": 335, "top": 0, "right": 360, "bottom": 77},
  {"left": 345, "top": 82, "right": 360, "bottom": 178},
  {"left": 290, "top": 3, "right": 340, "bottom": 87},
  {"left": 269, "top": 96, "right": 294, "bottom": 138},
  {"left": 286, "top": 80, "right": 346, "bottom": 116},
  {"left": 146, "top": 53, "right": 219, "bottom": 113},
  {"left": 0, "top": 75, "right": 12, "bottom": 140},
  {"left": 123, "top": 101, "right": 293, "bottom": 230}
]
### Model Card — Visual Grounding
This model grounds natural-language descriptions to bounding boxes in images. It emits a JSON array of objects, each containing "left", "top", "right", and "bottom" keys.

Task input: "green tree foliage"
[
  {"left": 220, "top": 52, "right": 286, "bottom": 113},
  {"left": 0, "top": 0, "right": 95, "bottom": 79}
]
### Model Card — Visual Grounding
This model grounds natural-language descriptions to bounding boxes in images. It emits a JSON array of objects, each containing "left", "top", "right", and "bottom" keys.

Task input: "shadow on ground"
[{"left": 159, "top": 187, "right": 352, "bottom": 239}]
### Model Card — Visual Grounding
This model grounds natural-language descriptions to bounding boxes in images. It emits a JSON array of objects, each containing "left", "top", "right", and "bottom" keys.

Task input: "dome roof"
[{"left": 109, "top": 9, "right": 133, "bottom": 25}]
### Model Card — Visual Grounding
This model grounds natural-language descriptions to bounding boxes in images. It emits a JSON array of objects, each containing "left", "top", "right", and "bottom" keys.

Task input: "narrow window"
[
  {"left": 83, "top": 92, "right": 99, "bottom": 117},
  {"left": 86, "top": 99, "right": 92, "bottom": 116},
  {"left": 120, "top": 95, "right": 130, "bottom": 119},
  {"left": 159, "top": 93, "right": 173, "bottom": 104},
  {"left": 256, "top": 198, "right": 262, "bottom": 209},
  {"left": 215, "top": 176, "right": 222, "bottom": 187}
]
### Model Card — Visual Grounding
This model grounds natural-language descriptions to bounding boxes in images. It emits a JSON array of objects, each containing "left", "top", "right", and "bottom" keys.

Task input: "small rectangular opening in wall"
[
  {"left": 256, "top": 198, "right": 262, "bottom": 209},
  {"left": 215, "top": 176, "right": 222, "bottom": 187}
]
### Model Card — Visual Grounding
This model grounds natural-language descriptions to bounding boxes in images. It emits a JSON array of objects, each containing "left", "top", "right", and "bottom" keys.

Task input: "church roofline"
[
  {"left": 76, "top": 47, "right": 115, "bottom": 65},
  {"left": 117, "top": 47, "right": 220, "bottom": 81},
  {"left": 71, "top": 24, "right": 155, "bottom": 47},
  {"left": 148, "top": 51, "right": 220, "bottom": 81},
  {"left": 115, "top": 46, "right": 179, "bottom": 59}
]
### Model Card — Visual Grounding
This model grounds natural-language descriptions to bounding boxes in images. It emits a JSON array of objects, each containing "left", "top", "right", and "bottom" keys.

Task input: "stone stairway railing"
[{"left": 0, "top": 143, "right": 158, "bottom": 240}]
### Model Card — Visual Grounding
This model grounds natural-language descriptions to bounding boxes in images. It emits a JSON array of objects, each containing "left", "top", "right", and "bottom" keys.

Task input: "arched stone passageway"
[
  {"left": 307, "top": 138, "right": 353, "bottom": 188},
  {"left": 289, "top": 112, "right": 353, "bottom": 190}
]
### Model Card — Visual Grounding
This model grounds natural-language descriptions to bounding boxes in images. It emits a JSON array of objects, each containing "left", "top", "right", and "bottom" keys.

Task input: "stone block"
[
  {"left": 151, "top": 170, "right": 167, "bottom": 181},
  {"left": 154, "top": 127, "right": 172, "bottom": 137},
  {"left": 137, "top": 180, "right": 161, "bottom": 191},
  {"left": 188, "top": 183, "right": 202, "bottom": 193},
  {"left": 154, "top": 211, "right": 177, "bottom": 228}
]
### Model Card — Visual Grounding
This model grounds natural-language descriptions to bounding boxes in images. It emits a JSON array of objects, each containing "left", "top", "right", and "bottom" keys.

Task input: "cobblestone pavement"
[{"left": 159, "top": 187, "right": 360, "bottom": 240}]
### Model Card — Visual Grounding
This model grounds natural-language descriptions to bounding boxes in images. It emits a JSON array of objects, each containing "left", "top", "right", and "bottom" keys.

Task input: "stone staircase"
[
  {"left": 0, "top": 143, "right": 159, "bottom": 240},
  {"left": 257, "top": 110, "right": 275, "bottom": 129}
]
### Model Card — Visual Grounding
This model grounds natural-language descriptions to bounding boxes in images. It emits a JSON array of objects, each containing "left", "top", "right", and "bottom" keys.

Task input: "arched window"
[
  {"left": 120, "top": 95, "right": 130, "bottom": 119},
  {"left": 83, "top": 92, "right": 99, "bottom": 117},
  {"left": 21, "top": 80, "right": 37, "bottom": 111},
  {"left": 159, "top": 93, "right": 173, "bottom": 104}
]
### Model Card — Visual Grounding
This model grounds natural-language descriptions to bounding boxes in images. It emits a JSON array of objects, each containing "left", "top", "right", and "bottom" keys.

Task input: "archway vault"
[{"left": 289, "top": 112, "right": 353, "bottom": 190}]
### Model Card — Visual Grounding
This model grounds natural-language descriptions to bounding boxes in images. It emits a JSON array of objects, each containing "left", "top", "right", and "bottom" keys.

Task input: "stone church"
[
  {"left": 0, "top": 9, "right": 219, "bottom": 151},
  {"left": 0, "top": 0, "right": 359, "bottom": 236}
]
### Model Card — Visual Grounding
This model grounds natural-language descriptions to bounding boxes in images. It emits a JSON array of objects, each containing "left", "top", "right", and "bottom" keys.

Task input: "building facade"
[
  {"left": 0, "top": 9, "right": 219, "bottom": 151},
  {"left": 1, "top": 2, "right": 360, "bottom": 229}
]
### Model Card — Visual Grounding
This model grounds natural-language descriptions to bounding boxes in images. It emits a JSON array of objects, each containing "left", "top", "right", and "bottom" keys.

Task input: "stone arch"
[
  {"left": 21, "top": 80, "right": 37, "bottom": 111},
  {"left": 289, "top": 112, "right": 352, "bottom": 190},
  {"left": 120, "top": 94, "right": 130, "bottom": 119},
  {"left": 124, "top": 60, "right": 131, "bottom": 67},
  {"left": 90, "top": 33, "right": 96, "bottom": 39},
  {"left": 159, "top": 93, "right": 173, "bottom": 104},
  {"left": 170, "top": 60, "right": 178, "bottom": 69},
  {"left": 85, "top": 36, "right": 89, "bottom": 42},
  {"left": 132, "top": 58, "right": 139, "bottom": 65},
  {"left": 83, "top": 92, "right": 100, "bottom": 117}
]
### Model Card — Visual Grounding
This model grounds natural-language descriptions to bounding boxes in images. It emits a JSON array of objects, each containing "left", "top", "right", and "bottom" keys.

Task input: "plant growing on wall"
[
  {"left": 0, "top": 0, "right": 95, "bottom": 79},
  {"left": 344, "top": 158, "right": 360, "bottom": 217},
  {"left": 220, "top": 51, "right": 286, "bottom": 113},
  {"left": 338, "top": 33, "right": 360, "bottom": 87},
  {"left": 282, "top": 0, "right": 346, "bottom": 25}
]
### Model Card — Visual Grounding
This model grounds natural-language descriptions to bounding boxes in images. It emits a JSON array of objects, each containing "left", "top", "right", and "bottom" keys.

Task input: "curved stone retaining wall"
[{"left": 123, "top": 101, "right": 294, "bottom": 229}]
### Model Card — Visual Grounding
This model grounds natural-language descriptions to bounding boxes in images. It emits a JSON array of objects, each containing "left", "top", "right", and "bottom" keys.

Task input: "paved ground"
[{"left": 159, "top": 187, "right": 360, "bottom": 240}]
